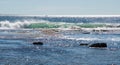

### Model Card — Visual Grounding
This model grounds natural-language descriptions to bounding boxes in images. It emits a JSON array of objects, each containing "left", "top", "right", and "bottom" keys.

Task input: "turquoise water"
[{"left": 25, "top": 23, "right": 106, "bottom": 28}]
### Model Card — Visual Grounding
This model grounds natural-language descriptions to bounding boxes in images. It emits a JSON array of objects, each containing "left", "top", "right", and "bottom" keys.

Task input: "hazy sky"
[{"left": 0, "top": 0, "right": 120, "bottom": 15}]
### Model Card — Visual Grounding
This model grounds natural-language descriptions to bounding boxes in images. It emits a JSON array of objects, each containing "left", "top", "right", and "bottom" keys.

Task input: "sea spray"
[
  {"left": 0, "top": 20, "right": 117, "bottom": 29},
  {"left": 0, "top": 20, "right": 48, "bottom": 29}
]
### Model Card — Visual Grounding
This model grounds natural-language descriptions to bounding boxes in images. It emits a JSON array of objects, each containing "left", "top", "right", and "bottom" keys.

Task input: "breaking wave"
[
  {"left": 0, "top": 15, "right": 120, "bottom": 29},
  {"left": 0, "top": 20, "right": 108, "bottom": 29},
  {"left": 0, "top": 20, "right": 34, "bottom": 29}
]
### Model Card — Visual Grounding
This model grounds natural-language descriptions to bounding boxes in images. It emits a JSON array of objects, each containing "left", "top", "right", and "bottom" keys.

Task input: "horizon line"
[{"left": 1, "top": 14, "right": 120, "bottom": 17}]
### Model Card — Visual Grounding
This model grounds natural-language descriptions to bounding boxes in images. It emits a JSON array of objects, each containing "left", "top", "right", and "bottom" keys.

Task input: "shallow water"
[{"left": 0, "top": 31, "right": 120, "bottom": 65}]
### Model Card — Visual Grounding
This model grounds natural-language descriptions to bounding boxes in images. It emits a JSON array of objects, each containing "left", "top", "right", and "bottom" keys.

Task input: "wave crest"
[
  {"left": 0, "top": 20, "right": 45, "bottom": 29},
  {"left": 0, "top": 20, "right": 119, "bottom": 29}
]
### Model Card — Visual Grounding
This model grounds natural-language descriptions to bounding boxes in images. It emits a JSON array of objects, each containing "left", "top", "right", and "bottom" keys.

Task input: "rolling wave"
[
  {"left": 0, "top": 15, "right": 120, "bottom": 29},
  {"left": 0, "top": 20, "right": 35, "bottom": 29},
  {"left": 0, "top": 20, "right": 108, "bottom": 29}
]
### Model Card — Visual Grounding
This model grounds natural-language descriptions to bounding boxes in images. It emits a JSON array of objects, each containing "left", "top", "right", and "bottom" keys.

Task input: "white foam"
[
  {"left": 60, "top": 36, "right": 99, "bottom": 41},
  {"left": 0, "top": 20, "right": 36, "bottom": 29},
  {"left": 60, "top": 35, "right": 120, "bottom": 41}
]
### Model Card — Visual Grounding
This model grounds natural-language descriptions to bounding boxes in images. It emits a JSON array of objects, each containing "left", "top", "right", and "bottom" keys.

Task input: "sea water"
[{"left": 0, "top": 15, "right": 120, "bottom": 65}]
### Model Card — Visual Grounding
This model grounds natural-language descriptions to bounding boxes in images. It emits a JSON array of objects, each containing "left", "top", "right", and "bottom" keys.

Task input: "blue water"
[
  {"left": 0, "top": 16, "right": 120, "bottom": 65},
  {"left": 0, "top": 32, "right": 120, "bottom": 65},
  {"left": 0, "top": 16, "right": 120, "bottom": 23}
]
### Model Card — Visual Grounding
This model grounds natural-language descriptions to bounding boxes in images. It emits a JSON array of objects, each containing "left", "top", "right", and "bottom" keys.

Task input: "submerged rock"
[
  {"left": 82, "top": 32, "right": 90, "bottom": 34},
  {"left": 80, "top": 43, "right": 89, "bottom": 46},
  {"left": 89, "top": 43, "right": 107, "bottom": 48},
  {"left": 33, "top": 42, "right": 43, "bottom": 45}
]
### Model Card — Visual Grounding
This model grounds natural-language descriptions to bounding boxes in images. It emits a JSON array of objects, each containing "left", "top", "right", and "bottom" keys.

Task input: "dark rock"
[
  {"left": 33, "top": 42, "right": 43, "bottom": 45},
  {"left": 80, "top": 43, "right": 89, "bottom": 46},
  {"left": 82, "top": 32, "right": 90, "bottom": 34},
  {"left": 89, "top": 43, "right": 107, "bottom": 48}
]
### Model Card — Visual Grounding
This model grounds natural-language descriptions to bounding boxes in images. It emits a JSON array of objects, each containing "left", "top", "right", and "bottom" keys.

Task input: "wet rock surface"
[
  {"left": 89, "top": 43, "right": 107, "bottom": 48},
  {"left": 80, "top": 43, "right": 89, "bottom": 46},
  {"left": 33, "top": 42, "right": 43, "bottom": 45}
]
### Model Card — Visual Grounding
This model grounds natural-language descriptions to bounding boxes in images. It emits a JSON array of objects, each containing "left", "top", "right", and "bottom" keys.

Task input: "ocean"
[{"left": 0, "top": 15, "right": 120, "bottom": 65}]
